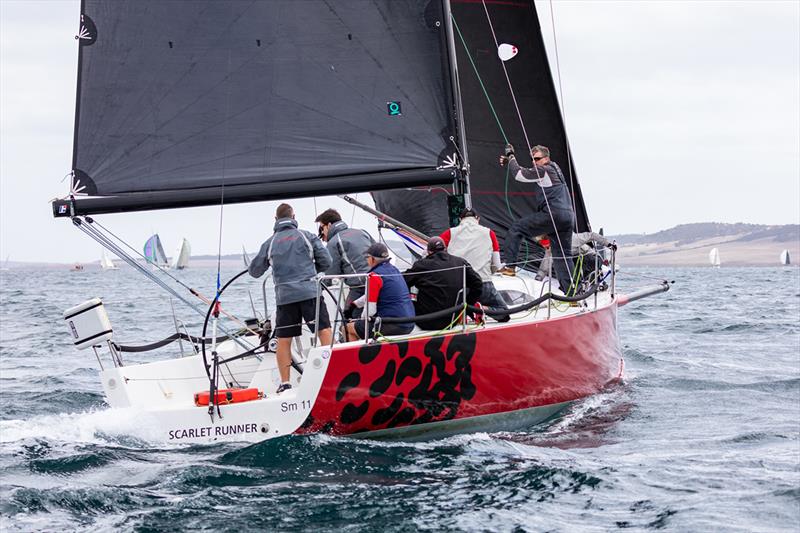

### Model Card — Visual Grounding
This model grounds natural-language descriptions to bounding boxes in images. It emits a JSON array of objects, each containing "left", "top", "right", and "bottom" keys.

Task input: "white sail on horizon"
[
  {"left": 780, "top": 249, "right": 791, "bottom": 266},
  {"left": 100, "top": 250, "right": 118, "bottom": 270},
  {"left": 709, "top": 247, "right": 721, "bottom": 267},
  {"left": 170, "top": 238, "right": 191, "bottom": 270}
]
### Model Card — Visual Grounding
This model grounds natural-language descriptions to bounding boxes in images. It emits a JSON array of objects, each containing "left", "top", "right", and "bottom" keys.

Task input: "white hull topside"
[{"left": 95, "top": 272, "right": 619, "bottom": 444}]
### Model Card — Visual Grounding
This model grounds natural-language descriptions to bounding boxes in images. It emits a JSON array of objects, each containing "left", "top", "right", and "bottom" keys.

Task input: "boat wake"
[
  {"left": 0, "top": 407, "right": 167, "bottom": 447},
  {"left": 497, "top": 382, "right": 633, "bottom": 449}
]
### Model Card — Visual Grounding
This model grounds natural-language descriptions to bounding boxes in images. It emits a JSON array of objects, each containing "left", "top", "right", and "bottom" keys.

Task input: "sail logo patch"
[{"left": 387, "top": 101, "right": 402, "bottom": 116}]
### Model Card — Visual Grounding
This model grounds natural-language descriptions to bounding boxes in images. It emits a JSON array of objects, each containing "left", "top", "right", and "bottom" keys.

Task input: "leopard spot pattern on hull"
[{"left": 334, "top": 332, "right": 478, "bottom": 432}]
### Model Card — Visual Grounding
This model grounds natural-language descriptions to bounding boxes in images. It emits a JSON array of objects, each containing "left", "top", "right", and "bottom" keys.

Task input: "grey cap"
[{"left": 365, "top": 242, "right": 390, "bottom": 261}]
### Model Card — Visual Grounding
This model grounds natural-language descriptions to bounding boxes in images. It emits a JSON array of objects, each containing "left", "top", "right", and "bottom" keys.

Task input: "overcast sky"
[{"left": 1, "top": 0, "right": 798, "bottom": 263}]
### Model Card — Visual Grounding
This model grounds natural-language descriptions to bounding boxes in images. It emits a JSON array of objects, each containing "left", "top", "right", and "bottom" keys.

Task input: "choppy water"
[{"left": 0, "top": 266, "right": 798, "bottom": 531}]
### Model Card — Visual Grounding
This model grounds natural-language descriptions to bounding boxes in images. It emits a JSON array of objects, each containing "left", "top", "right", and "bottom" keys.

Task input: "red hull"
[{"left": 298, "top": 302, "right": 622, "bottom": 436}]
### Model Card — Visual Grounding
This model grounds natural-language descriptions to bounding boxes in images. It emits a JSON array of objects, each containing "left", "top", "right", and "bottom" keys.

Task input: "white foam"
[{"left": 0, "top": 407, "right": 166, "bottom": 446}]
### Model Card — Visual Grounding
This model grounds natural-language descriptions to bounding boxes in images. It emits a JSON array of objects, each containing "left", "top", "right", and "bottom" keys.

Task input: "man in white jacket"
[{"left": 439, "top": 209, "right": 507, "bottom": 312}]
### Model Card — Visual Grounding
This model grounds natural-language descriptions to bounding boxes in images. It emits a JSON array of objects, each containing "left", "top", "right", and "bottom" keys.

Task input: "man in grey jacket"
[
  {"left": 315, "top": 208, "right": 375, "bottom": 319},
  {"left": 249, "top": 203, "right": 333, "bottom": 394},
  {"left": 499, "top": 144, "right": 576, "bottom": 294}
]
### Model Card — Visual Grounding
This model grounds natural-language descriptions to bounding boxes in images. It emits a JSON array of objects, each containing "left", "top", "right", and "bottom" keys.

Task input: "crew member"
[
  {"left": 440, "top": 208, "right": 506, "bottom": 311},
  {"left": 345, "top": 243, "right": 415, "bottom": 340},
  {"left": 404, "top": 237, "right": 483, "bottom": 331},
  {"left": 315, "top": 208, "right": 375, "bottom": 318},
  {"left": 538, "top": 231, "right": 610, "bottom": 283},
  {"left": 249, "top": 203, "right": 333, "bottom": 394},
  {"left": 499, "top": 144, "right": 576, "bottom": 294}
]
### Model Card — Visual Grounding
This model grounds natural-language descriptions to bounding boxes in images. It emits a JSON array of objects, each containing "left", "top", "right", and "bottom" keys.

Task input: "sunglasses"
[{"left": 533, "top": 156, "right": 546, "bottom": 161}]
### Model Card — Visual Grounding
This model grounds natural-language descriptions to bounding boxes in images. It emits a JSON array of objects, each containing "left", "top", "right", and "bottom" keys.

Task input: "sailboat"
[
  {"left": 170, "top": 238, "right": 191, "bottom": 270},
  {"left": 52, "top": 1, "right": 668, "bottom": 444},
  {"left": 143, "top": 234, "right": 168, "bottom": 268},
  {"left": 780, "top": 249, "right": 791, "bottom": 266},
  {"left": 100, "top": 250, "right": 118, "bottom": 270},
  {"left": 709, "top": 247, "right": 721, "bottom": 268}
]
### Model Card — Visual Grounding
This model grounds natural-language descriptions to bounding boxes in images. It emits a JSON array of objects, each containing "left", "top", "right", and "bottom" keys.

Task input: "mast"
[{"left": 443, "top": 0, "right": 471, "bottom": 208}]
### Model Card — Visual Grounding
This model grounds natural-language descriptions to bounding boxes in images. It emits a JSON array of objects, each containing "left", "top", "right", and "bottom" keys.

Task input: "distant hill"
[
  {"left": 612, "top": 223, "right": 799, "bottom": 267},
  {"left": 612, "top": 223, "right": 798, "bottom": 246}
]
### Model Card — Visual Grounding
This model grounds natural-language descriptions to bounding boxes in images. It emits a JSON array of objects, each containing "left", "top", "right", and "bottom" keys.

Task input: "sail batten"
[{"left": 58, "top": 1, "right": 459, "bottom": 216}]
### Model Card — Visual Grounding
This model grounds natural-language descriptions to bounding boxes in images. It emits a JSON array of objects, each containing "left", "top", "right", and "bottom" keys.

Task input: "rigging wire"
[
  {"left": 215, "top": 50, "right": 234, "bottom": 303},
  {"left": 451, "top": 16, "right": 507, "bottom": 143},
  {"left": 215, "top": 185, "right": 225, "bottom": 300},
  {"left": 82, "top": 218, "right": 254, "bottom": 349},
  {"left": 480, "top": 0, "right": 574, "bottom": 289},
  {"left": 452, "top": 13, "right": 538, "bottom": 269},
  {"left": 349, "top": 194, "right": 359, "bottom": 227},
  {"left": 547, "top": 0, "right": 579, "bottom": 230}
]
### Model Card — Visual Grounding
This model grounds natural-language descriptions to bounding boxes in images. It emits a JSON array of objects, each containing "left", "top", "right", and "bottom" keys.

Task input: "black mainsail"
[
  {"left": 55, "top": 1, "right": 461, "bottom": 217},
  {"left": 373, "top": 0, "right": 591, "bottom": 242}
]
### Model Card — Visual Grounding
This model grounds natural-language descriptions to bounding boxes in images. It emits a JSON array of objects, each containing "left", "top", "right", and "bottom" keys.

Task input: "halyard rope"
[
  {"left": 479, "top": 0, "right": 574, "bottom": 289},
  {"left": 547, "top": 0, "right": 579, "bottom": 230}
]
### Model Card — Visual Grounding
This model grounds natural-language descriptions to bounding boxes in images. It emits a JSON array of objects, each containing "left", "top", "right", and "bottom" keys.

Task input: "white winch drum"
[{"left": 63, "top": 298, "right": 113, "bottom": 350}]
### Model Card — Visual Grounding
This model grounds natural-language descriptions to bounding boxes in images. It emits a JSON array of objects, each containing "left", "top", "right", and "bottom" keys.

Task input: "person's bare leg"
[
  {"left": 276, "top": 337, "right": 293, "bottom": 383},
  {"left": 317, "top": 327, "right": 333, "bottom": 346},
  {"left": 346, "top": 322, "right": 357, "bottom": 342}
]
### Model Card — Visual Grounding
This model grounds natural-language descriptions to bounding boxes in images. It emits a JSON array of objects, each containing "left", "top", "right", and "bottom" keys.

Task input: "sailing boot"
[{"left": 498, "top": 266, "right": 516, "bottom": 277}]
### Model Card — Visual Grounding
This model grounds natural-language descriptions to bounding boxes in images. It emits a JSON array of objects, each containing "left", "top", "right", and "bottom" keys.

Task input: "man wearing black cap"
[
  {"left": 404, "top": 237, "right": 483, "bottom": 331},
  {"left": 345, "top": 242, "right": 415, "bottom": 341}
]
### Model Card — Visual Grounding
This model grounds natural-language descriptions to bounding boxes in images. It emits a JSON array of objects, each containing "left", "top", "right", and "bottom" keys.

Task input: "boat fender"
[{"left": 194, "top": 388, "right": 263, "bottom": 407}]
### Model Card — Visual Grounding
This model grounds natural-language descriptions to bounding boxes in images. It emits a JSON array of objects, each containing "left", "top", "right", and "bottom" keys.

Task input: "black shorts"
[
  {"left": 353, "top": 318, "right": 414, "bottom": 339},
  {"left": 275, "top": 298, "right": 331, "bottom": 338}
]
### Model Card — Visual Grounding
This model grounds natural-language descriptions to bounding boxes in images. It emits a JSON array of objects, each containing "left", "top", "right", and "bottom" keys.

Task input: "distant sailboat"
[
  {"left": 170, "top": 238, "right": 191, "bottom": 270},
  {"left": 780, "top": 249, "right": 791, "bottom": 266},
  {"left": 100, "top": 250, "right": 118, "bottom": 270},
  {"left": 709, "top": 248, "right": 721, "bottom": 268},
  {"left": 143, "top": 234, "right": 168, "bottom": 267}
]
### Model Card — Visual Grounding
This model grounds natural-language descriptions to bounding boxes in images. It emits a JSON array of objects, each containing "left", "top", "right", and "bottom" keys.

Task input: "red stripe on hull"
[{"left": 298, "top": 303, "right": 621, "bottom": 436}]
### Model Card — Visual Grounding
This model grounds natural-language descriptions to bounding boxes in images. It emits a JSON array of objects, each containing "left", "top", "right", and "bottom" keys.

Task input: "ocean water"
[{"left": 0, "top": 266, "right": 798, "bottom": 531}]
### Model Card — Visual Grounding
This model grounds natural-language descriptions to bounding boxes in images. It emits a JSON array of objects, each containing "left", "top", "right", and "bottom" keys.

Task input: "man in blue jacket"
[
  {"left": 249, "top": 203, "right": 333, "bottom": 394},
  {"left": 345, "top": 243, "right": 415, "bottom": 341}
]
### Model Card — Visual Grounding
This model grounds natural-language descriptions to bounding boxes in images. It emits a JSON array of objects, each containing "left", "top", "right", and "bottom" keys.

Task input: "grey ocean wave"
[{"left": 0, "top": 266, "right": 798, "bottom": 531}]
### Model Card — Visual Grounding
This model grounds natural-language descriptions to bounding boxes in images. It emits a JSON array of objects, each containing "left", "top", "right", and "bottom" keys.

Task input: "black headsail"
[
  {"left": 54, "top": 1, "right": 460, "bottom": 217},
  {"left": 373, "top": 0, "right": 591, "bottom": 242}
]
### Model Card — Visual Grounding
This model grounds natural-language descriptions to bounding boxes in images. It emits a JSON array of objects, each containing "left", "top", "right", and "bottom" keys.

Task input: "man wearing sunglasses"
[
  {"left": 498, "top": 144, "right": 576, "bottom": 295},
  {"left": 315, "top": 208, "right": 375, "bottom": 321}
]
